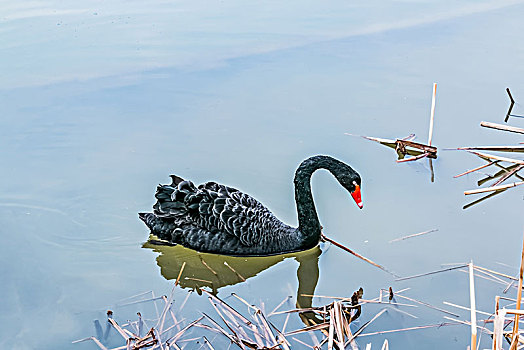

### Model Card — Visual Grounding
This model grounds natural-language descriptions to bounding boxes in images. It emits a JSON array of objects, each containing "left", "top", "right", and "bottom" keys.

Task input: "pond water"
[{"left": 1, "top": 1, "right": 523, "bottom": 349}]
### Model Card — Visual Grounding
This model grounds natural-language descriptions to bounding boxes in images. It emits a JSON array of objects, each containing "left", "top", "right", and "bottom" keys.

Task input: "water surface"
[{"left": 1, "top": 1, "right": 524, "bottom": 348}]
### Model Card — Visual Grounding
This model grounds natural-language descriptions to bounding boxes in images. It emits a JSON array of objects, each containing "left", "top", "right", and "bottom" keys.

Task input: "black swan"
[{"left": 139, "top": 155, "right": 362, "bottom": 256}]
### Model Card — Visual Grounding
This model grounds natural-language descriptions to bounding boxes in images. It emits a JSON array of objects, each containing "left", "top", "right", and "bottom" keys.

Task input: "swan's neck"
[{"left": 293, "top": 156, "right": 336, "bottom": 249}]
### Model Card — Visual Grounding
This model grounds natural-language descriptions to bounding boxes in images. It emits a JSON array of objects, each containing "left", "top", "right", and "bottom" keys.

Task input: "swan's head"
[{"left": 333, "top": 164, "right": 363, "bottom": 209}]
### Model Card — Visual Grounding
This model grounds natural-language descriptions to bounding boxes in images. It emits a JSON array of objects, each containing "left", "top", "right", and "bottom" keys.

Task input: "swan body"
[{"left": 139, "top": 155, "right": 362, "bottom": 256}]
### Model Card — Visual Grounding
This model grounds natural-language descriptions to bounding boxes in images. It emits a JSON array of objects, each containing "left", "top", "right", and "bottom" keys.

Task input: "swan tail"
[{"left": 138, "top": 212, "right": 176, "bottom": 241}]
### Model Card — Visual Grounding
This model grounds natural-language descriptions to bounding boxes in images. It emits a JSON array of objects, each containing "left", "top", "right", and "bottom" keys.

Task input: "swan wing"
[{"left": 153, "top": 179, "right": 274, "bottom": 246}]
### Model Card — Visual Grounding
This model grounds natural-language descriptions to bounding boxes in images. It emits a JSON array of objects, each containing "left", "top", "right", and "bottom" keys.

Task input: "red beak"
[{"left": 351, "top": 184, "right": 363, "bottom": 209}]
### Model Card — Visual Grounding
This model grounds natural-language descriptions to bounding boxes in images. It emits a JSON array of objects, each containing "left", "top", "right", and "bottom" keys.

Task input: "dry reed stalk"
[
  {"left": 443, "top": 301, "right": 492, "bottom": 317},
  {"left": 332, "top": 301, "right": 346, "bottom": 348},
  {"left": 166, "top": 316, "right": 204, "bottom": 346},
  {"left": 346, "top": 326, "right": 359, "bottom": 350},
  {"left": 396, "top": 153, "right": 428, "bottom": 163},
  {"left": 267, "top": 307, "right": 327, "bottom": 316},
  {"left": 202, "top": 290, "right": 252, "bottom": 326},
  {"left": 344, "top": 134, "right": 397, "bottom": 145},
  {"left": 291, "top": 337, "right": 316, "bottom": 349},
  {"left": 118, "top": 290, "right": 155, "bottom": 303},
  {"left": 394, "top": 294, "right": 459, "bottom": 317},
  {"left": 464, "top": 181, "right": 524, "bottom": 195},
  {"left": 481, "top": 121, "right": 524, "bottom": 135},
  {"left": 72, "top": 337, "right": 110, "bottom": 350},
  {"left": 175, "top": 262, "right": 186, "bottom": 287},
  {"left": 454, "top": 161, "right": 498, "bottom": 178},
  {"left": 458, "top": 268, "right": 512, "bottom": 288},
  {"left": 158, "top": 318, "right": 186, "bottom": 336},
  {"left": 327, "top": 307, "right": 335, "bottom": 350},
  {"left": 209, "top": 301, "right": 254, "bottom": 347},
  {"left": 268, "top": 321, "right": 291, "bottom": 350},
  {"left": 301, "top": 288, "right": 410, "bottom": 304},
  {"left": 442, "top": 317, "right": 493, "bottom": 335},
  {"left": 138, "top": 313, "right": 144, "bottom": 337},
  {"left": 356, "top": 299, "right": 417, "bottom": 308},
  {"left": 474, "top": 265, "right": 518, "bottom": 281},
  {"left": 395, "top": 139, "right": 437, "bottom": 155},
  {"left": 321, "top": 234, "right": 398, "bottom": 277},
  {"left": 492, "top": 296, "right": 500, "bottom": 350},
  {"left": 395, "top": 264, "right": 468, "bottom": 281},
  {"left": 480, "top": 163, "right": 524, "bottom": 185},
  {"left": 184, "top": 277, "right": 213, "bottom": 285},
  {"left": 201, "top": 313, "right": 244, "bottom": 348},
  {"left": 470, "top": 262, "right": 478, "bottom": 350},
  {"left": 493, "top": 164, "right": 524, "bottom": 186},
  {"left": 357, "top": 322, "right": 460, "bottom": 337},
  {"left": 224, "top": 307, "right": 255, "bottom": 342},
  {"left": 388, "top": 229, "right": 438, "bottom": 243},
  {"left": 254, "top": 310, "right": 279, "bottom": 348},
  {"left": 200, "top": 258, "right": 218, "bottom": 276},
  {"left": 474, "top": 266, "right": 514, "bottom": 285},
  {"left": 428, "top": 83, "right": 437, "bottom": 145},
  {"left": 469, "top": 151, "right": 524, "bottom": 165},
  {"left": 454, "top": 146, "right": 524, "bottom": 152},
  {"left": 224, "top": 262, "right": 246, "bottom": 282},
  {"left": 281, "top": 312, "right": 291, "bottom": 334},
  {"left": 108, "top": 318, "right": 134, "bottom": 340},
  {"left": 178, "top": 290, "right": 193, "bottom": 314},
  {"left": 268, "top": 296, "right": 292, "bottom": 316},
  {"left": 285, "top": 323, "right": 330, "bottom": 336},
  {"left": 151, "top": 291, "right": 161, "bottom": 320},
  {"left": 345, "top": 309, "right": 387, "bottom": 347},
  {"left": 207, "top": 300, "right": 247, "bottom": 345},
  {"left": 493, "top": 308, "right": 507, "bottom": 350},
  {"left": 203, "top": 336, "right": 215, "bottom": 350},
  {"left": 510, "top": 231, "right": 524, "bottom": 350},
  {"left": 230, "top": 293, "right": 261, "bottom": 313},
  {"left": 158, "top": 291, "right": 176, "bottom": 333},
  {"left": 505, "top": 309, "right": 524, "bottom": 316},
  {"left": 388, "top": 307, "right": 418, "bottom": 319},
  {"left": 504, "top": 279, "right": 516, "bottom": 294}
]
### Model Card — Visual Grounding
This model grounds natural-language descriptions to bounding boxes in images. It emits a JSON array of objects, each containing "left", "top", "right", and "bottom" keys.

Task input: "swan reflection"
[
  {"left": 142, "top": 238, "right": 321, "bottom": 300},
  {"left": 143, "top": 237, "right": 326, "bottom": 327}
]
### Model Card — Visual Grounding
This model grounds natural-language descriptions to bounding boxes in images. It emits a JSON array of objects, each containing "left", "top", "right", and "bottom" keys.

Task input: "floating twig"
[
  {"left": 428, "top": 83, "right": 437, "bottom": 146},
  {"left": 480, "top": 121, "right": 524, "bottom": 135},
  {"left": 396, "top": 152, "right": 428, "bottom": 163},
  {"left": 175, "top": 262, "right": 186, "bottom": 287},
  {"left": 492, "top": 164, "right": 524, "bottom": 186},
  {"left": 200, "top": 257, "right": 219, "bottom": 276},
  {"left": 321, "top": 233, "right": 398, "bottom": 277},
  {"left": 395, "top": 264, "right": 468, "bottom": 281},
  {"left": 469, "top": 262, "right": 478, "bottom": 350},
  {"left": 388, "top": 229, "right": 438, "bottom": 243},
  {"left": 509, "top": 231, "right": 524, "bottom": 350},
  {"left": 468, "top": 150, "right": 524, "bottom": 165},
  {"left": 464, "top": 181, "right": 524, "bottom": 195},
  {"left": 452, "top": 146, "right": 524, "bottom": 153},
  {"left": 394, "top": 294, "right": 460, "bottom": 317},
  {"left": 72, "top": 337, "right": 109, "bottom": 350},
  {"left": 453, "top": 161, "right": 498, "bottom": 178},
  {"left": 345, "top": 309, "right": 387, "bottom": 346},
  {"left": 224, "top": 262, "right": 246, "bottom": 282}
]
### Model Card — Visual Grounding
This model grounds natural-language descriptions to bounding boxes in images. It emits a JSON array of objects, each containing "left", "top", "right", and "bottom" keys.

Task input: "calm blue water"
[{"left": 1, "top": 1, "right": 523, "bottom": 349}]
